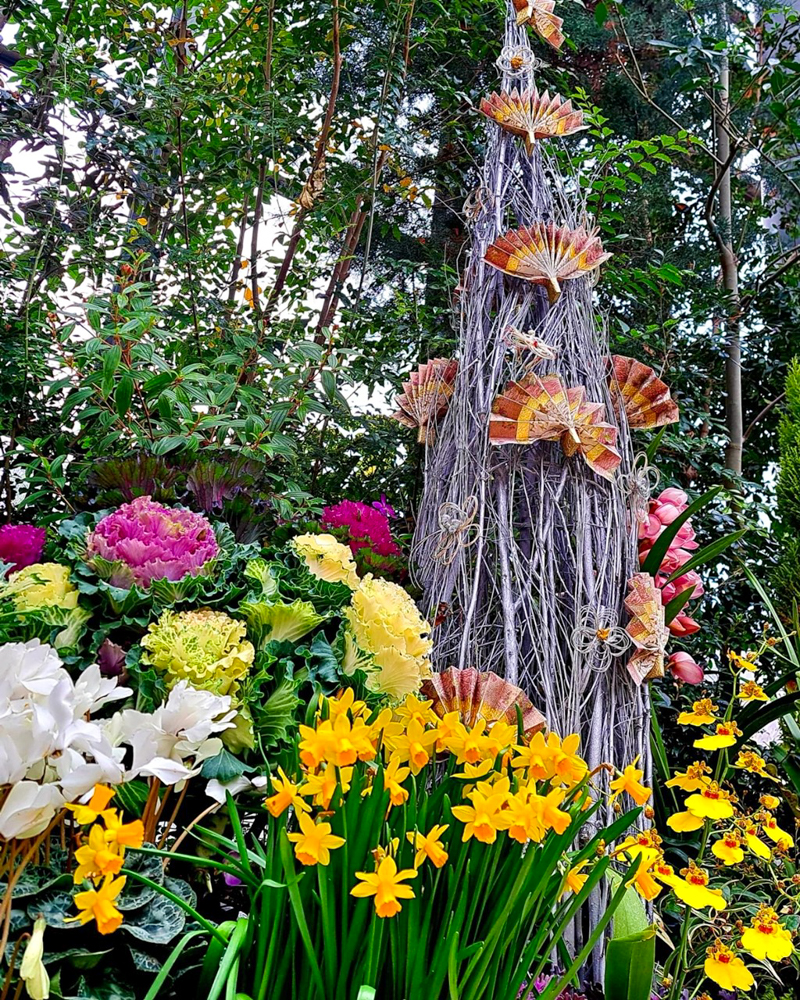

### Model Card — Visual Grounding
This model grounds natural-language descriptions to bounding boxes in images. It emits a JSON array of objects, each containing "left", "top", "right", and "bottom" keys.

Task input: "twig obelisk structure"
[{"left": 411, "top": 1, "right": 651, "bottom": 869}]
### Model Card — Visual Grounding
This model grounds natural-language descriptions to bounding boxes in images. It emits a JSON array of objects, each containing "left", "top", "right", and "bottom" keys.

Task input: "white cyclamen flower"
[
  {"left": 20, "top": 917, "right": 50, "bottom": 999},
  {"left": 0, "top": 781, "right": 64, "bottom": 840}
]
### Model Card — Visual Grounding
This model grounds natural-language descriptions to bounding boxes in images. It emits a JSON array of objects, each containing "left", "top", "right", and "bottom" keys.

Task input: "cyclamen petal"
[{"left": 85, "top": 497, "right": 218, "bottom": 589}]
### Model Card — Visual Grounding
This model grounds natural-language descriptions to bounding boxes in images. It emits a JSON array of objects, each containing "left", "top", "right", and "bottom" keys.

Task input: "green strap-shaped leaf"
[{"left": 604, "top": 927, "right": 656, "bottom": 1000}]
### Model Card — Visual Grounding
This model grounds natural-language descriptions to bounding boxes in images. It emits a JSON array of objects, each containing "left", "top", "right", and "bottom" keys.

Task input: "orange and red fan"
[
  {"left": 480, "top": 88, "right": 586, "bottom": 154},
  {"left": 489, "top": 373, "right": 621, "bottom": 481},
  {"left": 421, "top": 667, "right": 546, "bottom": 738},
  {"left": 607, "top": 355, "right": 679, "bottom": 429},
  {"left": 391, "top": 358, "right": 458, "bottom": 445},
  {"left": 511, "top": 0, "right": 564, "bottom": 49},
  {"left": 624, "top": 572, "right": 669, "bottom": 684},
  {"left": 484, "top": 223, "right": 611, "bottom": 302}
]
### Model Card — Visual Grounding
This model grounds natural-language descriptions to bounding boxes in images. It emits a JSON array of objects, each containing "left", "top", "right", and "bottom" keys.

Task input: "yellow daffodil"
[
  {"left": 287, "top": 813, "right": 345, "bottom": 866},
  {"left": 371, "top": 838, "right": 400, "bottom": 864},
  {"left": 298, "top": 764, "right": 352, "bottom": 810},
  {"left": 737, "top": 679, "right": 768, "bottom": 702},
  {"left": 71, "top": 874, "right": 127, "bottom": 935},
  {"left": 760, "top": 793, "right": 781, "bottom": 810},
  {"left": 505, "top": 792, "right": 539, "bottom": 844},
  {"left": 66, "top": 785, "right": 116, "bottom": 825},
  {"left": 559, "top": 860, "right": 589, "bottom": 898},
  {"left": 671, "top": 862, "right": 726, "bottom": 911},
  {"left": 711, "top": 830, "right": 744, "bottom": 866},
  {"left": 684, "top": 782, "right": 735, "bottom": 820},
  {"left": 761, "top": 811, "right": 794, "bottom": 847},
  {"left": 510, "top": 731, "right": 554, "bottom": 781},
  {"left": 434, "top": 711, "right": 463, "bottom": 751},
  {"left": 443, "top": 719, "right": 494, "bottom": 765},
  {"left": 452, "top": 787, "right": 511, "bottom": 843},
  {"left": 626, "top": 848, "right": 663, "bottom": 901},
  {"left": 665, "top": 761, "right": 712, "bottom": 792},
  {"left": 74, "top": 824, "right": 124, "bottom": 884},
  {"left": 694, "top": 720, "right": 742, "bottom": 750},
  {"left": 734, "top": 750, "right": 770, "bottom": 777},
  {"left": 383, "top": 756, "right": 411, "bottom": 807},
  {"left": 298, "top": 721, "right": 337, "bottom": 769},
  {"left": 740, "top": 905, "right": 794, "bottom": 961},
  {"left": 677, "top": 699, "right": 719, "bottom": 726},
  {"left": 704, "top": 940, "right": 754, "bottom": 992},
  {"left": 394, "top": 693, "right": 438, "bottom": 729},
  {"left": 666, "top": 810, "right": 705, "bottom": 833},
  {"left": 452, "top": 759, "right": 495, "bottom": 783},
  {"left": 326, "top": 687, "right": 366, "bottom": 720},
  {"left": 546, "top": 733, "right": 588, "bottom": 786},
  {"left": 265, "top": 766, "right": 311, "bottom": 817},
  {"left": 102, "top": 811, "right": 144, "bottom": 850},
  {"left": 609, "top": 759, "right": 651, "bottom": 806},
  {"left": 384, "top": 718, "right": 439, "bottom": 774},
  {"left": 535, "top": 787, "right": 572, "bottom": 836},
  {"left": 407, "top": 824, "right": 449, "bottom": 868},
  {"left": 351, "top": 856, "right": 417, "bottom": 917},
  {"left": 481, "top": 721, "right": 518, "bottom": 760}
]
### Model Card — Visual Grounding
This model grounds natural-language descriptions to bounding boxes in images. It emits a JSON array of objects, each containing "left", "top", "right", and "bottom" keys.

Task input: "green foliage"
[{"left": 774, "top": 358, "right": 800, "bottom": 612}]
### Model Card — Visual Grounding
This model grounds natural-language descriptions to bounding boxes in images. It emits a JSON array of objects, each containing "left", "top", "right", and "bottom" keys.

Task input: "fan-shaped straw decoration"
[
  {"left": 489, "top": 373, "right": 622, "bottom": 480},
  {"left": 480, "top": 88, "right": 586, "bottom": 154},
  {"left": 624, "top": 572, "right": 669, "bottom": 684},
  {"left": 421, "top": 667, "right": 546, "bottom": 738},
  {"left": 392, "top": 358, "right": 458, "bottom": 445},
  {"left": 484, "top": 223, "right": 612, "bottom": 303},
  {"left": 511, "top": 0, "right": 564, "bottom": 48},
  {"left": 608, "top": 355, "right": 680, "bottom": 429}
]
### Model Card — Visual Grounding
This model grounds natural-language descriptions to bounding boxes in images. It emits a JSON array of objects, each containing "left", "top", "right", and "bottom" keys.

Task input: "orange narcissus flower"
[
  {"left": 393, "top": 693, "right": 438, "bottom": 729},
  {"left": 265, "top": 766, "right": 311, "bottom": 817},
  {"left": 712, "top": 830, "right": 745, "bottom": 865},
  {"left": 66, "top": 785, "right": 116, "bottom": 825},
  {"left": 672, "top": 862, "right": 726, "bottom": 911},
  {"left": 665, "top": 761, "right": 712, "bottom": 792},
  {"left": 694, "top": 720, "right": 742, "bottom": 750},
  {"left": 740, "top": 905, "right": 794, "bottom": 961},
  {"left": 737, "top": 679, "right": 768, "bottom": 702},
  {"left": 761, "top": 811, "right": 794, "bottom": 848},
  {"left": 351, "top": 856, "right": 417, "bottom": 917},
  {"left": 510, "top": 731, "right": 554, "bottom": 781},
  {"left": 298, "top": 764, "right": 352, "bottom": 810},
  {"left": 443, "top": 718, "right": 490, "bottom": 764},
  {"left": 625, "top": 848, "right": 663, "bottom": 901},
  {"left": 452, "top": 787, "right": 511, "bottom": 843},
  {"left": 407, "top": 824, "right": 449, "bottom": 868},
  {"left": 704, "top": 941, "right": 754, "bottom": 992},
  {"left": 559, "top": 860, "right": 589, "bottom": 899},
  {"left": 684, "top": 782, "right": 735, "bottom": 820},
  {"left": 677, "top": 699, "right": 719, "bottom": 726},
  {"left": 383, "top": 756, "right": 411, "bottom": 807},
  {"left": 384, "top": 718, "right": 439, "bottom": 774},
  {"left": 73, "top": 825, "right": 124, "bottom": 885},
  {"left": 287, "top": 812, "right": 345, "bottom": 866},
  {"left": 326, "top": 687, "right": 366, "bottom": 720},
  {"left": 609, "top": 759, "right": 652, "bottom": 806},
  {"left": 103, "top": 812, "right": 144, "bottom": 850},
  {"left": 546, "top": 732, "right": 588, "bottom": 786},
  {"left": 71, "top": 874, "right": 127, "bottom": 935}
]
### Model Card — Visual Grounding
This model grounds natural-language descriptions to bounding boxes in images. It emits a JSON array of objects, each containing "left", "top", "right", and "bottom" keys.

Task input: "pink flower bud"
[{"left": 668, "top": 651, "right": 704, "bottom": 684}]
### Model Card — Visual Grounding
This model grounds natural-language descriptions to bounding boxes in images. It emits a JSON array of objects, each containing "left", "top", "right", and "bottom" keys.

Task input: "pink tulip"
[
  {"left": 669, "top": 611, "right": 701, "bottom": 638},
  {"left": 659, "top": 487, "right": 689, "bottom": 507},
  {"left": 668, "top": 651, "right": 704, "bottom": 684}
]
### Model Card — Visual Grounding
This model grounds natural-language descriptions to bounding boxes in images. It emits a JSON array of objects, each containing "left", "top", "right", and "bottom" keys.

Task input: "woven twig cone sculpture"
[{"left": 410, "top": 3, "right": 651, "bottom": 970}]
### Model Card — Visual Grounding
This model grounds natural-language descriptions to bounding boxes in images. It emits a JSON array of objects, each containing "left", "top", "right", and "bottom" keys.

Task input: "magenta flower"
[
  {"left": 667, "top": 651, "right": 704, "bottom": 684},
  {"left": 85, "top": 496, "right": 219, "bottom": 589},
  {"left": 321, "top": 500, "right": 401, "bottom": 558},
  {"left": 0, "top": 524, "right": 46, "bottom": 575},
  {"left": 372, "top": 494, "right": 397, "bottom": 519}
]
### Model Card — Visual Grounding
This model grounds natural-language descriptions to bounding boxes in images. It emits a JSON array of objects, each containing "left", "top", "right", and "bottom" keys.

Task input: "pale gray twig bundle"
[{"left": 411, "top": 5, "right": 652, "bottom": 971}]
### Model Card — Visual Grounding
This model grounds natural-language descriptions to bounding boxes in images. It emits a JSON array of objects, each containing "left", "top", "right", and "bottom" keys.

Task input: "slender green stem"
[{"left": 120, "top": 867, "right": 227, "bottom": 944}]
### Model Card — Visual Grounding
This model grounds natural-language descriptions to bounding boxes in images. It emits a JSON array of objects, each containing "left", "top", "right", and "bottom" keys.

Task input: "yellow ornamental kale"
[
  {"left": 141, "top": 608, "right": 255, "bottom": 698},
  {"left": 344, "top": 575, "right": 432, "bottom": 700},
  {"left": 5, "top": 563, "right": 79, "bottom": 611}
]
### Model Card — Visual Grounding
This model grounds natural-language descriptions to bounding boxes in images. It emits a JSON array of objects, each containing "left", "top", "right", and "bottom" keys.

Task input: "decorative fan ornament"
[
  {"left": 608, "top": 355, "right": 680, "bottom": 429},
  {"left": 624, "top": 573, "right": 670, "bottom": 685},
  {"left": 511, "top": 0, "right": 564, "bottom": 49},
  {"left": 420, "top": 667, "right": 546, "bottom": 737},
  {"left": 480, "top": 89, "right": 586, "bottom": 154},
  {"left": 484, "top": 224, "right": 611, "bottom": 303},
  {"left": 489, "top": 374, "right": 622, "bottom": 480},
  {"left": 392, "top": 358, "right": 458, "bottom": 445}
]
